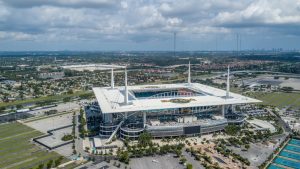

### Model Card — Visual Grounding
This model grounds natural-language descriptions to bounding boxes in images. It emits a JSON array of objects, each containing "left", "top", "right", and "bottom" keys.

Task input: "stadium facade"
[{"left": 86, "top": 63, "right": 260, "bottom": 142}]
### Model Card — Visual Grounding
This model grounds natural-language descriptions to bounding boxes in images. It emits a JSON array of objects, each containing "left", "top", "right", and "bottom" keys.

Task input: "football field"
[{"left": 0, "top": 122, "right": 65, "bottom": 169}]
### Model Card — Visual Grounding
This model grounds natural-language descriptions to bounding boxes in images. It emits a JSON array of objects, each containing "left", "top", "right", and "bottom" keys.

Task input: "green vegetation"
[
  {"left": 224, "top": 125, "right": 241, "bottom": 136},
  {"left": 61, "top": 134, "right": 74, "bottom": 141},
  {"left": 187, "top": 147, "right": 222, "bottom": 169},
  {"left": 79, "top": 108, "right": 87, "bottom": 138},
  {"left": 138, "top": 132, "right": 152, "bottom": 147},
  {"left": 0, "top": 122, "right": 67, "bottom": 169},
  {"left": 186, "top": 163, "right": 193, "bottom": 169},
  {"left": 246, "top": 92, "right": 300, "bottom": 109},
  {"left": 215, "top": 143, "right": 250, "bottom": 166},
  {"left": 117, "top": 132, "right": 185, "bottom": 164}
]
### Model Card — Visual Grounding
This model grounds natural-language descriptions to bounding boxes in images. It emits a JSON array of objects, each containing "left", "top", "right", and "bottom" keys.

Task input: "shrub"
[{"left": 61, "top": 134, "right": 74, "bottom": 141}]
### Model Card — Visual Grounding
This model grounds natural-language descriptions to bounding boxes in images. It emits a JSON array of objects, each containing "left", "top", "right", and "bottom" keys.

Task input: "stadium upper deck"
[{"left": 93, "top": 82, "right": 260, "bottom": 114}]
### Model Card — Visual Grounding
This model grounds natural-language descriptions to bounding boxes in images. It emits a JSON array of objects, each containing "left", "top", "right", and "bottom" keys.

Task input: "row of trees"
[
  {"left": 186, "top": 147, "right": 220, "bottom": 169},
  {"left": 79, "top": 108, "right": 87, "bottom": 138},
  {"left": 117, "top": 132, "right": 185, "bottom": 165},
  {"left": 215, "top": 143, "right": 250, "bottom": 166},
  {"left": 31, "top": 156, "right": 64, "bottom": 169}
]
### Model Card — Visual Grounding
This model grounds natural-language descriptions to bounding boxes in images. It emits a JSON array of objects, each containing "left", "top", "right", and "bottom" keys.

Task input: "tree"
[
  {"left": 46, "top": 160, "right": 53, "bottom": 169},
  {"left": 119, "top": 151, "right": 130, "bottom": 164},
  {"left": 138, "top": 132, "right": 152, "bottom": 147},
  {"left": 186, "top": 163, "right": 193, "bottom": 169},
  {"left": 54, "top": 156, "right": 63, "bottom": 167},
  {"left": 37, "top": 164, "right": 44, "bottom": 169},
  {"left": 16, "top": 104, "right": 23, "bottom": 109},
  {"left": 225, "top": 125, "right": 240, "bottom": 136},
  {"left": 63, "top": 97, "right": 71, "bottom": 102},
  {"left": 124, "top": 137, "right": 129, "bottom": 147},
  {"left": 67, "top": 89, "right": 73, "bottom": 94},
  {"left": 180, "top": 157, "right": 187, "bottom": 164},
  {"left": 175, "top": 149, "right": 182, "bottom": 157},
  {"left": 0, "top": 107, "right": 5, "bottom": 113}
]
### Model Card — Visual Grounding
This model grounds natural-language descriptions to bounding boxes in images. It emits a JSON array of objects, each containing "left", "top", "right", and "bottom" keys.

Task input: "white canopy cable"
[
  {"left": 226, "top": 65, "right": 230, "bottom": 98},
  {"left": 111, "top": 68, "right": 114, "bottom": 89},
  {"left": 124, "top": 68, "right": 129, "bottom": 104},
  {"left": 188, "top": 61, "right": 191, "bottom": 84}
]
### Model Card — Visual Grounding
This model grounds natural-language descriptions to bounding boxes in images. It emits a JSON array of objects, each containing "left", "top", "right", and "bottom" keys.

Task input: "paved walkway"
[{"left": 74, "top": 113, "right": 88, "bottom": 157}]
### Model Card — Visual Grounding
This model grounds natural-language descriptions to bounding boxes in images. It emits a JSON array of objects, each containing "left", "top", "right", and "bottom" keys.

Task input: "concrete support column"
[
  {"left": 104, "top": 114, "right": 112, "bottom": 123},
  {"left": 124, "top": 112, "right": 128, "bottom": 119},
  {"left": 222, "top": 105, "right": 225, "bottom": 117},
  {"left": 143, "top": 112, "right": 146, "bottom": 128},
  {"left": 124, "top": 68, "right": 128, "bottom": 104}
]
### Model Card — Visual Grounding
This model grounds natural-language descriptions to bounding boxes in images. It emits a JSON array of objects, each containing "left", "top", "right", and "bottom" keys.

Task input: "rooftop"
[
  {"left": 62, "top": 64, "right": 125, "bottom": 71},
  {"left": 247, "top": 119, "right": 276, "bottom": 133},
  {"left": 93, "top": 83, "right": 261, "bottom": 114}
]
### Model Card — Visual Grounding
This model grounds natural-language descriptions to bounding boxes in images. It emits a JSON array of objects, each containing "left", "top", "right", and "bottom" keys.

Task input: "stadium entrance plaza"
[{"left": 93, "top": 134, "right": 281, "bottom": 169}]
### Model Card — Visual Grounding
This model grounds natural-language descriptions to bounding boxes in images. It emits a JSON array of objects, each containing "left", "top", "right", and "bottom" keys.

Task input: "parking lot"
[
  {"left": 25, "top": 113, "right": 73, "bottom": 133},
  {"left": 36, "top": 127, "right": 72, "bottom": 146},
  {"left": 228, "top": 142, "right": 276, "bottom": 167},
  {"left": 130, "top": 154, "right": 184, "bottom": 169}
]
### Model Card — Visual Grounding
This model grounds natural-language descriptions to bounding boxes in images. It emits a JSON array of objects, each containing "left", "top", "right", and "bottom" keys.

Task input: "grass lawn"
[
  {"left": 246, "top": 92, "right": 300, "bottom": 109},
  {"left": 0, "top": 122, "right": 69, "bottom": 169}
]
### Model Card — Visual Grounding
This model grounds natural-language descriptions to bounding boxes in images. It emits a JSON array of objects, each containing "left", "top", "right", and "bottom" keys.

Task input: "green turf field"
[
  {"left": 247, "top": 92, "right": 300, "bottom": 109},
  {"left": 0, "top": 122, "right": 67, "bottom": 169}
]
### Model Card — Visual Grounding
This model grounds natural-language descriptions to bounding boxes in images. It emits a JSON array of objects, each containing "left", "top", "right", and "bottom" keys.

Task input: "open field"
[
  {"left": 247, "top": 92, "right": 300, "bottom": 109},
  {"left": 0, "top": 122, "right": 67, "bottom": 169}
]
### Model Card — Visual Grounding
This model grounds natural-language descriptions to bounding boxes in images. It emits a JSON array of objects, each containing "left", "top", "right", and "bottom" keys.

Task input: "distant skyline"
[{"left": 0, "top": 0, "right": 300, "bottom": 51}]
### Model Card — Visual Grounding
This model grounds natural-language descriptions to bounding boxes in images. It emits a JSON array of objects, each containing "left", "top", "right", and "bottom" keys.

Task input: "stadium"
[{"left": 85, "top": 64, "right": 260, "bottom": 142}]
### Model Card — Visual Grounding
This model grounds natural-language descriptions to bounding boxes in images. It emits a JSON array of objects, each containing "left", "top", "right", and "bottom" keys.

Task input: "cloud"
[
  {"left": 0, "top": 0, "right": 299, "bottom": 50},
  {"left": 214, "top": 0, "right": 300, "bottom": 27},
  {"left": 1, "top": 0, "right": 120, "bottom": 9}
]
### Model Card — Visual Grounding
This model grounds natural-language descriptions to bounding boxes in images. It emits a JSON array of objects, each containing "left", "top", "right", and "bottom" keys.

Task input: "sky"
[{"left": 0, "top": 0, "right": 300, "bottom": 51}]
